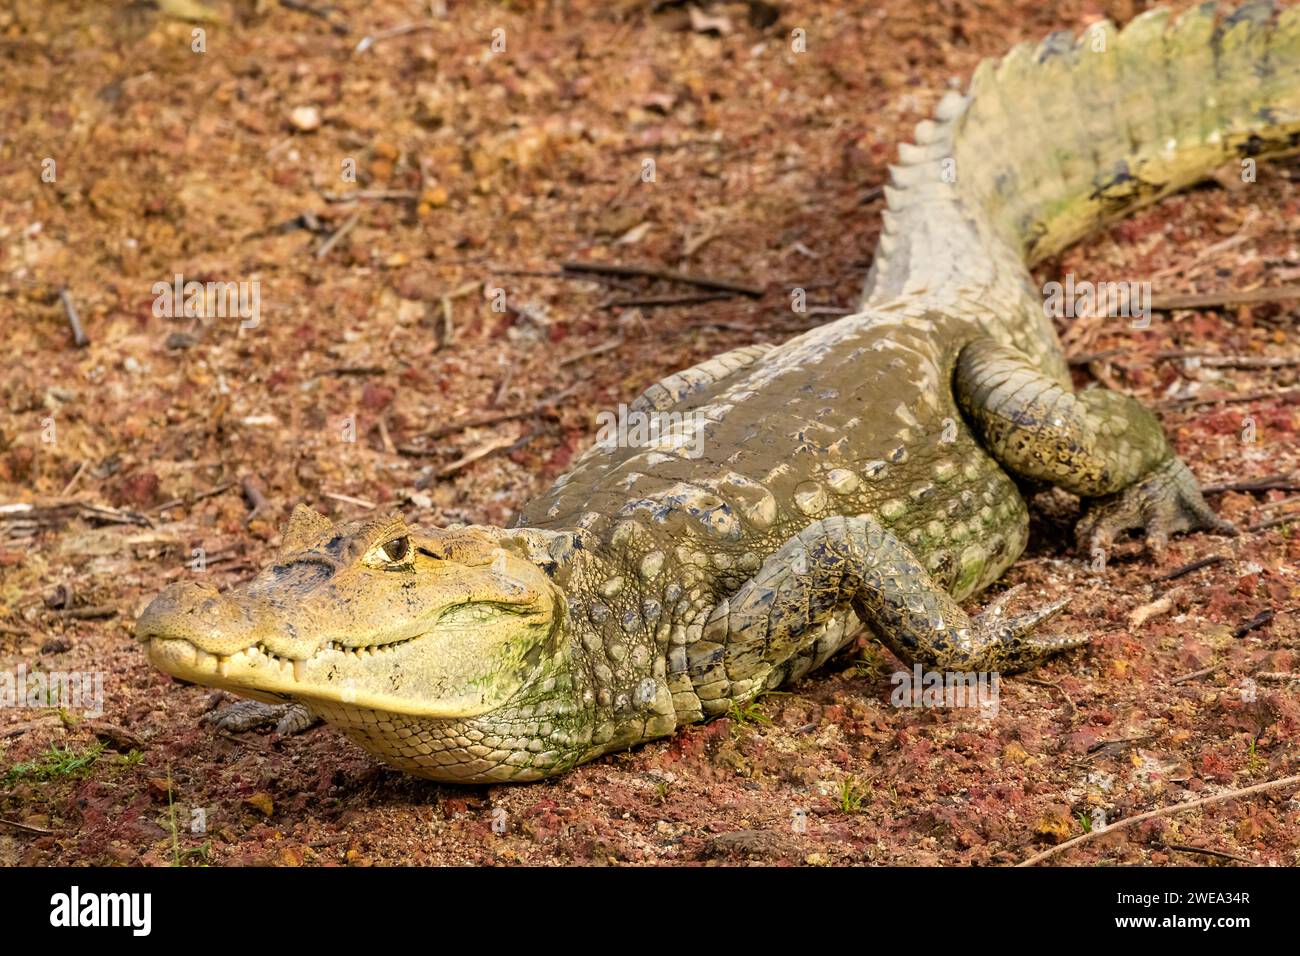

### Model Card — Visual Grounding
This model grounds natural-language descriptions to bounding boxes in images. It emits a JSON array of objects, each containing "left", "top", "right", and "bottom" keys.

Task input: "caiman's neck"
[{"left": 524, "top": 521, "right": 705, "bottom": 762}]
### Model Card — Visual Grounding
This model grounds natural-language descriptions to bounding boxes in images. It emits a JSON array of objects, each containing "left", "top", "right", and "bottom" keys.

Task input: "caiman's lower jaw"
[{"left": 144, "top": 629, "right": 491, "bottom": 719}]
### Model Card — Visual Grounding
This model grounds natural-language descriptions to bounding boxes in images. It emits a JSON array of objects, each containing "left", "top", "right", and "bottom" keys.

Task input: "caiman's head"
[{"left": 137, "top": 506, "right": 565, "bottom": 719}]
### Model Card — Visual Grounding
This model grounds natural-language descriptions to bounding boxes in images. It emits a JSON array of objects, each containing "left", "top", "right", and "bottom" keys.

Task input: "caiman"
[{"left": 138, "top": 3, "right": 1300, "bottom": 783}]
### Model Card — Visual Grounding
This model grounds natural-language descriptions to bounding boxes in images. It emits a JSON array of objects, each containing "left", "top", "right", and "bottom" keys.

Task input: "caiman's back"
[{"left": 518, "top": 304, "right": 1024, "bottom": 606}]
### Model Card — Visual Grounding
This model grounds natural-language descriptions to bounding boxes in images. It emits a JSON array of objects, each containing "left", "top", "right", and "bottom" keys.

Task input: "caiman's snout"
[
  {"left": 136, "top": 580, "right": 274, "bottom": 656},
  {"left": 137, "top": 576, "right": 325, "bottom": 697}
]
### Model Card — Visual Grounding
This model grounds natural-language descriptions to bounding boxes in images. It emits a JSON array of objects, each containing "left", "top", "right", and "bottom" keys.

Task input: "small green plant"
[
  {"left": 178, "top": 842, "right": 212, "bottom": 865},
  {"left": 839, "top": 777, "right": 870, "bottom": 813},
  {"left": 1077, "top": 811, "right": 1094, "bottom": 833},
  {"left": 1246, "top": 738, "right": 1264, "bottom": 774},
  {"left": 118, "top": 749, "right": 144, "bottom": 769},
  {"left": 6, "top": 742, "right": 105, "bottom": 782},
  {"left": 727, "top": 699, "right": 772, "bottom": 727}
]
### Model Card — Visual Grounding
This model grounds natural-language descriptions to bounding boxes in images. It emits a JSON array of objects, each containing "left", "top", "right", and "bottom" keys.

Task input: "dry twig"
[
  {"left": 561, "top": 260, "right": 764, "bottom": 298},
  {"left": 1018, "top": 773, "right": 1300, "bottom": 866}
]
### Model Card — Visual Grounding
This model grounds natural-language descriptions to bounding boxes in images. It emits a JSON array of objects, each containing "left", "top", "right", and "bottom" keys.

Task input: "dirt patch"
[{"left": 1, "top": 0, "right": 1298, "bottom": 866}]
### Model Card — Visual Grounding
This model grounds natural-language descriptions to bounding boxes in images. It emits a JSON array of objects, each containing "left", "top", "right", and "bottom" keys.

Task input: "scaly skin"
[{"left": 138, "top": 3, "right": 1299, "bottom": 783}]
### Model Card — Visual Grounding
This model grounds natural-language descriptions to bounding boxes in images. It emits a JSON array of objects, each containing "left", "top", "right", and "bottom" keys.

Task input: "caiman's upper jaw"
[
  {"left": 141, "top": 627, "right": 464, "bottom": 716},
  {"left": 137, "top": 584, "right": 551, "bottom": 718}
]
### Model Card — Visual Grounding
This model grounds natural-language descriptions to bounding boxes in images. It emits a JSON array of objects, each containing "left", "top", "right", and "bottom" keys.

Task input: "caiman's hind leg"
[
  {"left": 696, "top": 516, "right": 1083, "bottom": 693},
  {"left": 955, "top": 338, "right": 1235, "bottom": 554},
  {"left": 203, "top": 699, "right": 319, "bottom": 736}
]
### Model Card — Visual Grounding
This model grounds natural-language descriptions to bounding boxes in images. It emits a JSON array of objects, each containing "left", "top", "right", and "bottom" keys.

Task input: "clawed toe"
[
  {"left": 1077, "top": 458, "right": 1235, "bottom": 559},
  {"left": 971, "top": 590, "right": 1082, "bottom": 672}
]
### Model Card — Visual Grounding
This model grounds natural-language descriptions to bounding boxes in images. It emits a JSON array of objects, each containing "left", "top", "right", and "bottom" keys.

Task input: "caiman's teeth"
[
  {"left": 194, "top": 649, "right": 218, "bottom": 672},
  {"left": 216, "top": 656, "right": 228, "bottom": 678},
  {"left": 293, "top": 659, "right": 306, "bottom": 682}
]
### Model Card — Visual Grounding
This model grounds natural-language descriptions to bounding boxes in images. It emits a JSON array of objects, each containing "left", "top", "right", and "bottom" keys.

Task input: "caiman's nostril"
[{"left": 135, "top": 580, "right": 254, "bottom": 654}]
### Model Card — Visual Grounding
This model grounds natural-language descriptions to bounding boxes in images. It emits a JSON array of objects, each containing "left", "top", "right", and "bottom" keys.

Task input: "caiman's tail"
[{"left": 863, "top": 1, "right": 1300, "bottom": 361}]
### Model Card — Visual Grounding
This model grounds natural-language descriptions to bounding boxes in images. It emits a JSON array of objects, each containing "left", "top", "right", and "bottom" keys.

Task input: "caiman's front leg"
[
  {"left": 696, "top": 516, "right": 1083, "bottom": 693},
  {"left": 203, "top": 699, "right": 319, "bottom": 736},
  {"left": 955, "top": 338, "right": 1235, "bottom": 554}
]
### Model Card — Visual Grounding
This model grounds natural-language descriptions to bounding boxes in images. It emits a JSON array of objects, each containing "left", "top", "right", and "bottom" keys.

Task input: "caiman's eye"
[{"left": 381, "top": 536, "right": 410, "bottom": 563}]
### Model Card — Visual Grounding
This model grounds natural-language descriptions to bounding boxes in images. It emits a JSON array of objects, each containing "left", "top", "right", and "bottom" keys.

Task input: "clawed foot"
[
  {"left": 1076, "top": 457, "right": 1236, "bottom": 557},
  {"left": 970, "top": 584, "right": 1086, "bottom": 672},
  {"left": 202, "top": 699, "right": 318, "bottom": 736}
]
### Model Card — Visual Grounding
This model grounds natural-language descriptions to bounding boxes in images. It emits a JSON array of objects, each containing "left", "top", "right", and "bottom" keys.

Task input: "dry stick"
[
  {"left": 1067, "top": 348, "right": 1124, "bottom": 366},
  {"left": 1171, "top": 663, "right": 1221, "bottom": 685},
  {"left": 493, "top": 360, "right": 514, "bottom": 407},
  {"left": 152, "top": 479, "right": 235, "bottom": 514},
  {"left": 375, "top": 415, "right": 396, "bottom": 455},
  {"left": 1159, "top": 843, "right": 1253, "bottom": 864},
  {"left": 59, "top": 288, "right": 87, "bottom": 347},
  {"left": 1021, "top": 677, "right": 1077, "bottom": 718},
  {"left": 1155, "top": 554, "right": 1227, "bottom": 582},
  {"left": 1261, "top": 493, "right": 1300, "bottom": 511},
  {"left": 1, "top": 717, "right": 60, "bottom": 738},
  {"left": 320, "top": 189, "right": 418, "bottom": 203},
  {"left": 59, "top": 460, "right": 88, "bottom": 498},
  {"left": 559, "top": 337, "right": 623, "bottom": 367},
  {"left": 1156, "top": 351, "right": 1300, "bottom": 369},
  {"left": 1149, "top": 283, "right": 1300, "bottom": 312},
  {"left": 322, "top": 492, "right": 376, "bottom": 510},
  {"left": 354, "top": 21, "right": 434, "bottom": 54},
  {"left": 1203, "top": 475, "right": 1300, "bottom": 494},
  {"left": 421, "top": 426, "right": 547, "bottom": 487},
  {"left": 561, "top": 261, "right": 764, "bottom": 298},
  {"left": 600, "top": 293, "right": 734, "bottom": 309},
  {"left": 1017, "top": 773, "right": 1300, "bottom": 866},
  {"left": 859, "top": 184, "right": 885, "bottom": 204},
  {"left": 404, "top": 385, "right": 578, "bottom": 445},
  {"left": 0, "top": 818, "right": 53, "bottom": 836},
  {"left": 1162, "top": 385, "right": 1300, "bottom": 410},
  {"left": 55, "top": 605, "right": 116, "bottom": 620},
  {"left": 1248, "top": 513, "right": 1299, "bottom": 533},
  {"left": 314, "top": 212, "right": 360, "bottom": 259},
  {"left": 240, "top": 476, "right": 271, "bottom": 526},
  {"left": 319, "top": 365, "right": 385, "bottom": 377},
  {"left": 1233, "top": 609, "right": 1275, "bottom": 638},
  {"left": 419, "top": 435, "right": 519, "bottom": 486}
]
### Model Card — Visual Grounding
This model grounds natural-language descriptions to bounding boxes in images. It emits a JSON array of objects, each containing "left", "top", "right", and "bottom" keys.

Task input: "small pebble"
[{"left": 290, "top": 106, "right": 321, "bottom": 132}]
